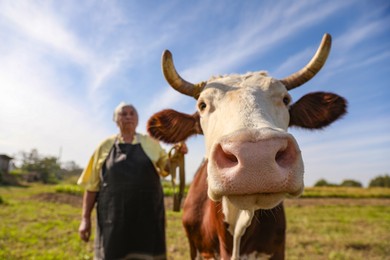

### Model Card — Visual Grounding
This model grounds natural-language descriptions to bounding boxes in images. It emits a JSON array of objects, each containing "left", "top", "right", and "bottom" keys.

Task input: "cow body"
[
  {"left": 183, "top": 159, "right": 286, "bottom": 259},
  {"left": 147, "top": 34, "right": 347, "bottom": 259}
]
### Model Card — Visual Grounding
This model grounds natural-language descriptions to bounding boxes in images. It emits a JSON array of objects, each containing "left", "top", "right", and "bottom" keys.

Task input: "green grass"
[
  {"left": 55, "top": 184, "right": 83, "bottom": 196},
  {"left": 165, "top": 211, "right": 190, "bottom": 259},
  {"left": 0, "top": 185, "right": 93, "bottom": 260},
  {"left": 286, "top": 204, "right": 390, "bottom": 259},
  {"left": 0, "top": 184, "right": 389, "bottom": 259}
]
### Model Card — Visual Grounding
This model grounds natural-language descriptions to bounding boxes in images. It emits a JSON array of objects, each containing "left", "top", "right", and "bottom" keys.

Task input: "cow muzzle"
[{"left": 207, "top": 128, "right": 304, "bottom": 210}]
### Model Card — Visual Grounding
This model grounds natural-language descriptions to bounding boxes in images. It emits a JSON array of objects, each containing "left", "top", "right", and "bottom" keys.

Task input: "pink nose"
[{"left": 209, "top": 132, "right": 303, "bottom": 195}]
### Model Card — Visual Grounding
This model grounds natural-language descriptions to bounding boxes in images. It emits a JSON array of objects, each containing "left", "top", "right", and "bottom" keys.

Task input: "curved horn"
[
  {"left": 162, "top": 50, "right": 205, "bottom": 99},
  {"left": 281, "top": 33, "right": 332, "bottom": 90}
]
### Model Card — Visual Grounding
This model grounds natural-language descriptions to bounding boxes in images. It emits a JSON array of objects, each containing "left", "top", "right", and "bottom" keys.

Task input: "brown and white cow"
[{"left": 147, "top": 34, "right": 347, "bottom": 259}]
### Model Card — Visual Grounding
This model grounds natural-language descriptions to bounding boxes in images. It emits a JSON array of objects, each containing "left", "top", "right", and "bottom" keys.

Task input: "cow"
[{"left": 147, "top": 33, "right": 347, "bottom": 259}]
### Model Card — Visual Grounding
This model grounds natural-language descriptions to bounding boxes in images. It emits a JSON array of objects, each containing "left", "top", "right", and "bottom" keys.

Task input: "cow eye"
[
  {"left": 283, "top": 96, "right": 291, "bottom": 105},
  {"left": 198, "top": 101, "right": 207, "bottom": 111}
]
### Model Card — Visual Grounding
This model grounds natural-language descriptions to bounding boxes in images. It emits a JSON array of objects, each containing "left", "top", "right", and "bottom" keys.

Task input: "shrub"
[
  {"left": 314, "top": 179, "right": 337, "bottom": 187},
  {"left": 340, "top": 179, "right": 362, "bottom": 187},
  {"left": 55, "top": 184, "right": 83, "bottom": 196},
  {"left": 369, "top": 174, "right": 390, "bottom": 188}
]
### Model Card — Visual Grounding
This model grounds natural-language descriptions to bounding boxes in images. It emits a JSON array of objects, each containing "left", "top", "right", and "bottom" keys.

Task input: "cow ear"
[
  {"left": 147, "top": 109, "right": 202, "bottom": 144},
  {"left": 289, "top": 92, "right": 347, "bottom": 129}
]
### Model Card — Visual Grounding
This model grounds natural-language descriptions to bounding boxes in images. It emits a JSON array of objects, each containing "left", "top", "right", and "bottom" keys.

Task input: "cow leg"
[{"left": 185, "top": 234, "right": 198, "bottom": 259}]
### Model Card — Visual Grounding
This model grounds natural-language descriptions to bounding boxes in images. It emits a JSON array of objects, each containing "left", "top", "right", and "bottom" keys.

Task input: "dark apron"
[{"left": 94, "top": 140, "right": 166, "bottom": 260}]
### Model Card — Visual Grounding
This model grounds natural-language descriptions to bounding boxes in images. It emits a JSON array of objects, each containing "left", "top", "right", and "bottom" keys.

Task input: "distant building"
[
  {"left": 0, "top": 154, "right": 18, "bottom": 185},
  {"left": 0, "top": 154, "right": 13, "bottom": 174}
]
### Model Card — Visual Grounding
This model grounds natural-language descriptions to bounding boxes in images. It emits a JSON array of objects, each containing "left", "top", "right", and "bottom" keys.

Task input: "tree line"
[
  {"left": 2, "top": 149, "right": 82, "bottom": 184},
  {"left": 314, "top": 175, "right": 390, "bottom": 188}
]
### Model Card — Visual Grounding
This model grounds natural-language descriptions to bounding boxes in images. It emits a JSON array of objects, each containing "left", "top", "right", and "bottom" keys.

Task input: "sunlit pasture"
[{"left": 0, "top": 184, "right": 389, "bottom": 259}]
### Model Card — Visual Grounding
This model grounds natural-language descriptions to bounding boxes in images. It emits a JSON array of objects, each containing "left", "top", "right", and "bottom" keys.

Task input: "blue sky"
[{"left": 0, "top": 0, "right": 389, "bottom": 187}]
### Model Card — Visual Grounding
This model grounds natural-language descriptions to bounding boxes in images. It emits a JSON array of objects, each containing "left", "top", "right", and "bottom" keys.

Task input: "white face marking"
[
  {"left": 197, "top": 72, "right": 291, "bottom": 159},
  {"left": 200, "top": 72, "right": 304, "bottom": 210}
]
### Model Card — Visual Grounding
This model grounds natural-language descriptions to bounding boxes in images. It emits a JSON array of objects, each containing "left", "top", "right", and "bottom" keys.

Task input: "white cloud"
[
  {"left": 0, "top": 1, "right": 91, "bottom": 65},
  {"left": 335, "top": 17, "right": 390, "bottom": 51}
]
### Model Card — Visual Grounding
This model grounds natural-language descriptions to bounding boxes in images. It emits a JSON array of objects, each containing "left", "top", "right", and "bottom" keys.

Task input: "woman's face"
[{"left": 117, "top": 106, "right": 138, "bottom": 132}]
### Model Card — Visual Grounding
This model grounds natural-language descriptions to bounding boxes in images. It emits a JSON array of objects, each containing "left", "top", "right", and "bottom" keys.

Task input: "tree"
[
  {"left": 314, "top": 179, "right": 337, "bottom": 187},
  {"left": 61, "top": 160, "right": 83, "bottom": 179},
  {"left": 62, "top": 160, "right": 82, "bottom": 172},
  {"left": 340, "top": 179, "right": 362, "bottom": 187},
  {"left": 369, "top": 174, "right": 390, "bottom": 188},
  {"left": 20, "top": 149, "right": 40, "bottom": 171},
  {"left": 20, "top": 149, "right": 61, "bottom": 184},
  {"left": 38, "top": 157, "right": 61, "bottom": 183},
  {"left": 314, "top": 179, "right": 329, "bottom": 187}
]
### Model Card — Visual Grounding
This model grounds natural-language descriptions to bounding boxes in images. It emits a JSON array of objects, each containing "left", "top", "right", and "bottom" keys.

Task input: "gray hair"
[{"left": 113, "top": 102, "right": 138, "bottom": 123}]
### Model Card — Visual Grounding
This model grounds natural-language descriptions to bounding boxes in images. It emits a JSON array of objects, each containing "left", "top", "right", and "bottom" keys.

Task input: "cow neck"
[{"left": 222, "top": 198, "right": 254, "bottom": 259}]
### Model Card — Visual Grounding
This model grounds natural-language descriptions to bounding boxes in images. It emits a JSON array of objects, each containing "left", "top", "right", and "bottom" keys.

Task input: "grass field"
[{"left": 0, "top": 184, "right": 389, "bottom": 259}]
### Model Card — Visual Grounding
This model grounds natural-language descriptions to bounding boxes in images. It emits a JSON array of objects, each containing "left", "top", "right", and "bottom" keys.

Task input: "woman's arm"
[{"left": 78, "top": 190, "right": 97, "bottom": 242}]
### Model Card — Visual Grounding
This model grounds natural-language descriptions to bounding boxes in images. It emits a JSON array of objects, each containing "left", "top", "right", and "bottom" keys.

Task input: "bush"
[
  {"left": 314, "top": 179, "right": 337, "bottom": 187},
  {"left": 18, "top": 149, "right": 61, "bottom": 184},
  {"left": 340, "top": 179, "right": 362, "bottom": 187},
  {"left": 369, "top": 174, "right": 390, "bottom": 188},
  {"left": 314, "top": 178, "right": 363, "bottom": 187}
]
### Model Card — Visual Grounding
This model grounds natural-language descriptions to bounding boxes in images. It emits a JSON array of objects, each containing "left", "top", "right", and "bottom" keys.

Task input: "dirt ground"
[
  {"left": 32, "top": 193, "right": 389, "bottom": 209},
  {"left": 32, "top": 193, "right": 83, "bottom": 207}
]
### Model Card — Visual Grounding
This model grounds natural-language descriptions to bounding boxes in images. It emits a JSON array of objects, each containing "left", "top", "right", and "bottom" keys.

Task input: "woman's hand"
[
  {"left": 175, "top": 142, "right": 188, "bottom": 154},
  {"left": 79, "top": 218, "right": 92, "bottom": 242},
  {"left": 79, "top": 191, "right": 97, "bottom": 242}
]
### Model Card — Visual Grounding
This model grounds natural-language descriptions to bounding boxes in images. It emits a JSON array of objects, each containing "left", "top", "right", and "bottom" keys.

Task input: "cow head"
[{"left": 148, "top": 34, "right": 347, "bottom": 211}]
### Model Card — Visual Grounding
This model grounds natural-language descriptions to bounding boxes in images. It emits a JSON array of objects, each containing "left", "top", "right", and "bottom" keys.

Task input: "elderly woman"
[{"left": 78, "top": 102, "right": 187, "bottom": 260}]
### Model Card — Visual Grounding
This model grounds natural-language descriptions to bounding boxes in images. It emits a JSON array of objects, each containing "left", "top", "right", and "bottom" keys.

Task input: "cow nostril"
[
  {"left": 275, "top": 140, "right": 296, "bottom": 168},
  {"left": 215, "top": 143, "right": 238, "bottom": 169},
  {"left": 275, "top": 149, "right": 289, "bottom": 168},
  {"left": 225, "top": 151, "right": 238, "bottom": 163},
  {"left": 275, "top": 150, "right": 284, "bottom": 162}
]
